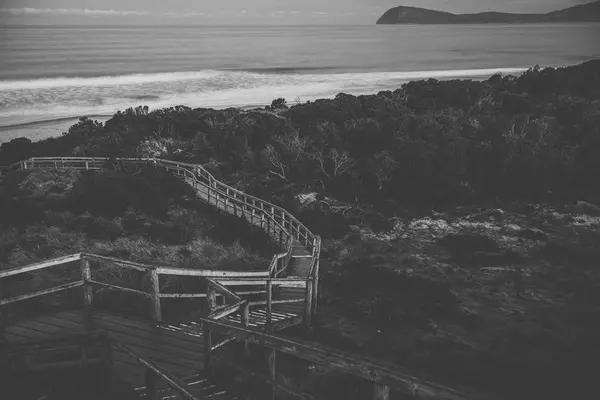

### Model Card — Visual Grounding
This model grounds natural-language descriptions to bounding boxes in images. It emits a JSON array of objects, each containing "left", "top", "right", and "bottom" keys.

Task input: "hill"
[{"left": 376, "top": 0, "right": 600, "bottom": 24}]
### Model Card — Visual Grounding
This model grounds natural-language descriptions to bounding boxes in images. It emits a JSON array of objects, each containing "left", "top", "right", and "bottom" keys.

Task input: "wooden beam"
[
  {"left": 0, "top": 253, "right": 82, "bottom": 278},
  {"left": 149, "top": 269, "right": 162, "bottom": 322},
  {"left": 81, "top": 258, "right": 93, "bottom": 307},
  {"left": 207, "top": 287, "right": 217, "bottom": 313},
  {"left": 82, "top": 253, "right": 154, "bottom": 272},
  {"left": 268, "top": 347, "right": 277, "bottom": 400},
  {"left": 206, "top": 279, "right": 242, "bottom": 302},
  {"left": 197, "top": 318, "right": 485, "bottom": 400},
  {"left": 374, "top": 383, "right": 390, "bottom": 400},
  {"left": 207, "top": 300, "right": 245, "bottom": 320},
  {"left": 156, "top": 267, "right": 269, "bottom": 278},
  {"left": 0, "top": 281, "right": 83, "bottom": 306},
  {"left": 242, "top": 302, "right": 250, "bottom": 357},
  {"left": 204, "top": 325, "right": 212, "bottom": 375},
  {"left": 304, "top": 279, "right": 313, "bottom": 331},
  {"left": 90, "top": 280, "right": 151, "bottom": 298},
  {"left": 266, "top": 279, "right": 273, "bottom": 333},
  {"left": 112, "top": 339, "right": 200, "bottom": 400}
]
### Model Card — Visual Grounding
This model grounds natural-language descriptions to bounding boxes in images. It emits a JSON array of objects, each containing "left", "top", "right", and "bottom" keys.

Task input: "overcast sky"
[{"left": 0, "top": 0, "right": 592, "bottom": 25}]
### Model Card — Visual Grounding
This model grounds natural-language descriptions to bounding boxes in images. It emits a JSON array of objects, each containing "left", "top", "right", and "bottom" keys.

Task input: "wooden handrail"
[
  {"left": 7, "top": 157, "right": 317, "bottom": 251},
  {"left": 205, "top": 279, "right": 242, "bottom": 303},
  {"left": 0, "top": 281, "right": 84, "bottom": 306},
  {"left": 197, "top": 317, "right": 493, "bottom": 400},
  {"left": 0, "top": 253, "right": 82, "bottom": 278}
]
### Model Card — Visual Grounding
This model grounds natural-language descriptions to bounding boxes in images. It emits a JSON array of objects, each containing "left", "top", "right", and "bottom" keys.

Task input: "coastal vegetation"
[{"left": 2, "top": 59, "right": 600, "bottom": 399}]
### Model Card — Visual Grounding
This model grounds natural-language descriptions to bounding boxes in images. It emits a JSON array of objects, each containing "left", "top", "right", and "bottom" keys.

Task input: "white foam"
[
  {"left": 0, "top": 67, "right": 528, "bottom": 91},
  {"left": 0, "top": 67, "right": 530, "bottom": 126}
]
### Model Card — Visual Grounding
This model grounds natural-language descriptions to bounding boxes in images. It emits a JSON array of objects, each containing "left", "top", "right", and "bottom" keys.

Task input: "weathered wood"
[
  {"left": 207, "top": 300, "right": 245, "bottom": 320},
  {"left": 158, "top": 289, "right": 266, "bottom": 298},
  {"left": 145, "top": 367, "right": 159, "bottom": 400},
  {"left": 112, "top": 339, "right": 200, "bottom": 400},
  {"left": 268, "top": 347, "right": 277, "bottom": 400},
  {"left": 304, "top": 279, "right": 313, "bottom": 330},
  {"left": 156, "top": 267, "right": 269, "bottom": 278},
  {"left": 206, "top": 278, "right": 242, "bottom": 302},
  {"left": 89, "top": 280, "right": 151, "bottom": 298},
  {"left": 0, "top": 253, "right": 82, "bottom": 278},
  {"left": 216, "top": 278, "right": 306, "bottom": 287},
  {"left": 206, "top": 287, "right": 217, "bottom": 313},
  {"left": 266, "top": 280, "right": 273, "bottom": 333},
  {"left": 242, "top": 302, "right": 250, "bottom": 356},
  {"left": 374, "top": 383, "right": 391, "bottom": 400},
  {"left": 199, "top": 317, "right": 478, "bottom": 400},
  {"left": 204, "top": 325, "right": 212, "bottom": 375},
  {"left": 312, "top": 239, "right": 321, "bottom": 318},
  {"left": 0, "top": 281, "right": 83, "bottom": 306},
  {"left": 81, "top": 258, "right": 93, "bottom": 307},
  {"left": 248, "top": 299, "right": 305, "bottom": 307},
  {"left": 82, "top": 253, "right": 154, "bottom": 272},
  {"left": 149, "top": 269, "right": 162, "bottom": 322}
]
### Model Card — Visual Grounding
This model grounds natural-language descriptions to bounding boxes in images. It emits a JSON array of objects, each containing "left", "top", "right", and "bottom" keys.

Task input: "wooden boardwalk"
[{"left": 0, "top": 158, "right": 488, "bottom": 400}]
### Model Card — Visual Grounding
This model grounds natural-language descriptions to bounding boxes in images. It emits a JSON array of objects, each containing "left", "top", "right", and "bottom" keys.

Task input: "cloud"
[{"left": 0, "top": 8, "right": 150, "bottom": 16}]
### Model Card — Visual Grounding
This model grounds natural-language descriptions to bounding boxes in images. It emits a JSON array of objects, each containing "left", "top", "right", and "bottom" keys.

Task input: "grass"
[{"left": 0, "top": 167, "right": 277, "bottom": 318}]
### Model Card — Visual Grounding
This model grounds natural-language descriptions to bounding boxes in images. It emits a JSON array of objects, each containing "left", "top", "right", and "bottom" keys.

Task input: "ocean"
[{"left": 0, "top": 23, "right": 599, "bottom": 141}]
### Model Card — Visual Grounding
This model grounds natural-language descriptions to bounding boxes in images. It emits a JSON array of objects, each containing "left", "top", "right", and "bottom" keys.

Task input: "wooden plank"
[
  {"left": 208, "top": 301, "right": 245, "bottom": 320},
  {"left": 156, "top": 267, "right": 269, "bottom": 278},
  {"left": 206, "top": 279, "right": 241, "bottom": 302},
  {"left": 82, "top": 253, "right": 154, "bottom": 272},
  {"left": 81, "top": 258, "right": 93, "bottom": 306},
  {"left": 266, "top": 280, "right": 273, "bottom": 333},
  {"left": 0, "top": 253, "right": 81, "bottom": 278},
  {"left": 0, "top": 281, "right": 83, "bottom": 306},
  {"left": 374, "top": 383, "right": 391, "bottom": 400},
  {"left": 113, "top": 340, "right": 201, "bottom": 400},
  {"left": 90, "top": 280, "right": 150, "bottom": 297},
  {"left": 198, "top": 317, "right": 483, "bottom": 400},
  {"left": 149, "top": 269, "right": 162, "bottom": 322}
]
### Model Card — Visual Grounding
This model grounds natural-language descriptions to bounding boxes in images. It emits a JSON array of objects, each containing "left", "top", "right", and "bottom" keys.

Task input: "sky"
[{"left": 0, "top": 0, "right": 593, "bottom": 25}]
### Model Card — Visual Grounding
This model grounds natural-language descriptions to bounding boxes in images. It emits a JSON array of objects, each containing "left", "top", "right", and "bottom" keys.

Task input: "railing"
[
  {"left": 3, "top": 157, "right": 318, "bottom": 252},
  {"left": 198, "top": 317, "right": 497, "bottom": 400}
]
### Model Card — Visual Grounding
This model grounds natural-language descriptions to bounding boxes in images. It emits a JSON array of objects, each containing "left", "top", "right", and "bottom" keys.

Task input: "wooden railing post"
[
  {"left": 373, "top": 383, "right": 390, "bottom": 400},
  {"left": 266, "top": 279, "right": 273, "bottom": 333},
  {"left": 149, "top": 269, "right": 162, "bottom": 322},
  {"left": 268, "top": 347, "right": 277, "bottom": 400},
  {"left": 312, "top": 257, "right": 320, "bottom": 318},
  {"left": 145, "top": 366, "right": 158, "bottom": 400},
  {"left": 304, "top": 279, "right": 313, "bottom": 331},
  {"left": 242, "top": 302, "right": 250, "bottom": 357},
  {"left": 207, "top": 286, "right": 217, "bottom": 313},
  {"left": 81, "top": 257, "right": 93, "bottom": 307},
  {"left": 204, "top": 324, "right": 212, "bottom": 376}
]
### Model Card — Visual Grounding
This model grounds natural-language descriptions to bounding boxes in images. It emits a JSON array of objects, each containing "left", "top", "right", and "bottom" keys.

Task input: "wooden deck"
[{"left": 4, "top": 309, "right": 206, "bottom": 386}]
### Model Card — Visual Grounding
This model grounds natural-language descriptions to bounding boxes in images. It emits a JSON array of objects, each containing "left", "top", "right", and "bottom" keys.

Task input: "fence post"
[
  {"left": 266, "top": 279, "right": 273, "bottom": 333},
  {"left": 242, "top": 302, "right": 250, "bottom": 357},
  {"left": 373, "top": 383, "right": 390, "bottom": 400},
  {"left": 204, "top": 324, "right": 213, "bottom": 376},
  {"left": 149, "top": 269, "right": 162, "bottom": 322},
  {"left": 268, "top": 347, "right": 277, "bottom": 400},
  {"left": 304, "top": 279, "right": 313, "bottom": 331},
  {"left": 80, "top": 257, "right": 93, "bottom": 307}
]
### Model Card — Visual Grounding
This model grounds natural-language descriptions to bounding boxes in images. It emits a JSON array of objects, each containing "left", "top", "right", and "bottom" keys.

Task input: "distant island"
[{"left": 376, "top": 0, "right": 600, "bottom": 24}]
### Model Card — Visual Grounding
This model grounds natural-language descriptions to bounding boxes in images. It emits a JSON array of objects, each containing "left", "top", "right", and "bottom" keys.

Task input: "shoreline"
[{"left": 0, "top": 115, "right": 113, "bottom": 144}]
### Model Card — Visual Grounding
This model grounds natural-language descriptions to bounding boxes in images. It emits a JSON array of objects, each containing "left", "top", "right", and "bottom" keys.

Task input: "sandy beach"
[{"left": 0, "top": 116, "right": 112, "bottom": 144}]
